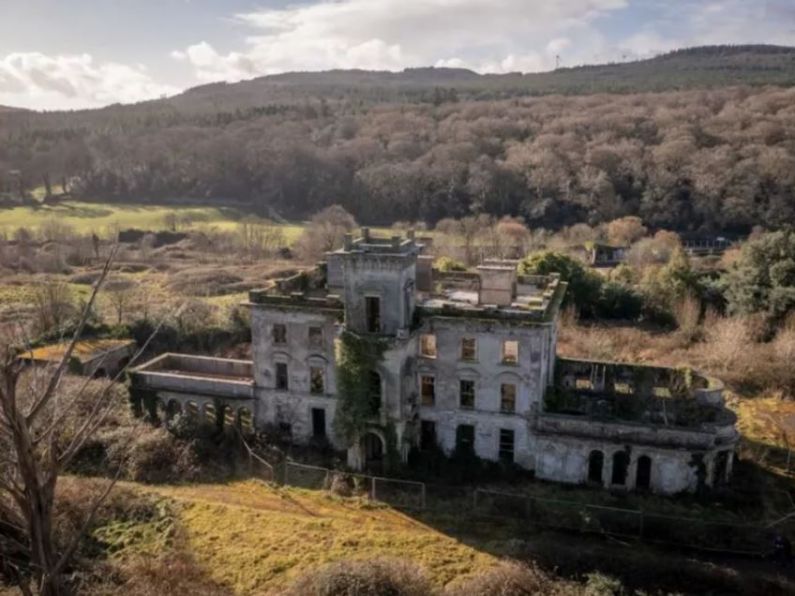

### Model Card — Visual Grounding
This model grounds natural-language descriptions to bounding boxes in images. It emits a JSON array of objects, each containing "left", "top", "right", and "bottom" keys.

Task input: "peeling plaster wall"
[
  {"left": 250, "top": 305, "right": 346, "bottom": 449},
  {"left": 533, "top": 435, "right": 725, "bottom": 495},
  {"left": 415, "top": 317, "right": 555, "bottom": 468}
]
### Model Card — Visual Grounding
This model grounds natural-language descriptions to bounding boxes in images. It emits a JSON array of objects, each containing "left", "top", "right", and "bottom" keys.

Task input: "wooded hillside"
[{"left": 2, "top": 45, "right": 795, "bottom": 233}]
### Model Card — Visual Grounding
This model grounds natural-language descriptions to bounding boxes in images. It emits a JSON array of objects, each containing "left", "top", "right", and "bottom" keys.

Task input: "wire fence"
[{"left": 237, "top": 434, "right": 791, "bottom": 558}]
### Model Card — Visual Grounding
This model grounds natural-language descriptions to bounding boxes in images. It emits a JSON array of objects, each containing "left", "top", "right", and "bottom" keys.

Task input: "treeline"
[{"left": 2, "top": 84, "right": 795, "bottom": 233}]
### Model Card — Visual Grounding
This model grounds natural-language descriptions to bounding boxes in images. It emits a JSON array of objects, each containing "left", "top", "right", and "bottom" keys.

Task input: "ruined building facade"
[{"left": 132, "top": 230, "right": 739, "bottom": 495}]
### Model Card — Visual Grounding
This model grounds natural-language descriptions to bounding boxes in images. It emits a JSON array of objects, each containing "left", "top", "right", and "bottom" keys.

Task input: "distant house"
[
  {"left": 21, "top": 339, "right": 136, "bottom": 378},
  {"left": 588, "top": 243, "right": 628, "bottom": 267}
]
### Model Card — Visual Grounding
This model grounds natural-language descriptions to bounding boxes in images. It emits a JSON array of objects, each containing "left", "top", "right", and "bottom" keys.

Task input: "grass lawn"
[
  {"left": 142, "top": 480, "right": 497, "bottom": 594},
  {"left": 0, "top": 200, "right": 306, "bottom": 242}
]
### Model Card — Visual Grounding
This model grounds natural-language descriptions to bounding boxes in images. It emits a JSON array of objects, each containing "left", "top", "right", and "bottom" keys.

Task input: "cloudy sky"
[{"left": 1, "top": 0, "right": 794, "bottom": 110}]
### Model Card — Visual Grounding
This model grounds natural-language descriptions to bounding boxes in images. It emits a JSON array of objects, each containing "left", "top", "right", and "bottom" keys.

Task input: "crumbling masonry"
[{"left": 131, "top": 230, "right": 738, "bottom": 494}]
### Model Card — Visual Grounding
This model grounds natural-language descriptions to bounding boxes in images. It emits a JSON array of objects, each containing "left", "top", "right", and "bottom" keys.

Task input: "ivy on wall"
[{"left": 333, "top": 330, "right": 388, "bottom": 444}]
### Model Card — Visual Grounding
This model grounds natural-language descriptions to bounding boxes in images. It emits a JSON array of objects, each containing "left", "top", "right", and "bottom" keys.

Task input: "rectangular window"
[
  {"left": 308, "top": 326, "right": 324, "bottom": 349},
  {"left": 461, "top": 337, "right": 477, "bottom": 361},
  {"left": 311, "top": 408, "right": 326, "bottom": 438},
  {"left": 275, "top": 362, "right": 289, "bottom": 390},
  {"left": 456, "top": 424, "right": 475, "bottom": 452},
  {"left": 459, "top": 379, "right": 475, "bottom": 409},
  {"left": 273, "top": 324, "right": 287, "bottom": 344},
  {"left": 420, "top": 375, "right": 435, "bottom": 406},
  {"left": 502, "top": 340, "right": 519, "bottom": 364},
  {"left": 499, "top": 429, "right": 515, "bottom": 463},
  {"left": 500, "top": 383, "right": 516, "bottom": 413},
  {"left": 310, "top": 366, "right": 325, "bottom": 395},
  {"left": 420, "top": 420, "right": 436, "bottom": 450},
  {"left": 420, "top": 334, "right": 437, "bottom": 358},
  {"left": 365, "top": 296, "right": 381, "bottom": 333}
]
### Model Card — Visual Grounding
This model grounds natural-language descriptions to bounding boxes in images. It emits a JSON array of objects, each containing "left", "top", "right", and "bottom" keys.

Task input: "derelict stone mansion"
[{"left": 132, "top": 230, "right": 738, "bottom": 495}]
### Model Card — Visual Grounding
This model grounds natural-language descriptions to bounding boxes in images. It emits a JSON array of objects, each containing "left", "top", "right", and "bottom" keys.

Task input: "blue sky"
[{"left": 1, "top": 0, "right": 793, "bottom": 110}]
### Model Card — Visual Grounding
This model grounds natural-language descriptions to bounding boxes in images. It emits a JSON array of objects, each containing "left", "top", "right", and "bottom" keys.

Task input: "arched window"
[
  {"left": 611, "top": 451, "right": 629, "bottom": 485},
  {"left": 588, "top": 450, "right": 604, "bottom": 485},
  {"left": 636, "top": 455, "right": 652, "bottom": 490}
]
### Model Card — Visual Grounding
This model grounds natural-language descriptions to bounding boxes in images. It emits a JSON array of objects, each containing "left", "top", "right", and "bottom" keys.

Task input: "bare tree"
[{"left": 0, "top": 248, "right": 161, "bottom": 595}]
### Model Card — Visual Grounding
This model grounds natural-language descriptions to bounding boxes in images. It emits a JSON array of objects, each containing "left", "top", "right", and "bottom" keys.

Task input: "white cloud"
[
  {"left": 0, "top": 52, "right": 178, "bottom": 110},
  {"left": 174, "top": 0, "right": 629, "bottom": 81}
]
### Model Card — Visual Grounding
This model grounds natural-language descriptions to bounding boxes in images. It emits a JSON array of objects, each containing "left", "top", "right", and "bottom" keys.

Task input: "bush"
[
  {"left": 593, "top": 282, "right": 642, "bottom": 320},
  {"left": 446, "top": 562, "right": 565, "bottom": 596},
  {"left": 433, "top": 256, "right": 467, "bottom": 272},
  {"left": 285, "top": 558, "right": 433, "bottom": 596},
  {"left": 105, "top": 426, "right": 200, "bottom": 484},
  {"left": 519, "top": 251, "right": 602, "bottom": 316}
]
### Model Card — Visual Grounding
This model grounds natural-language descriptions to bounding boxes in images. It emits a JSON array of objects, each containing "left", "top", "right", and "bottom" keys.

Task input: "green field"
[{"left": 0, "top": 201, "right": 306, "bottom": 242}]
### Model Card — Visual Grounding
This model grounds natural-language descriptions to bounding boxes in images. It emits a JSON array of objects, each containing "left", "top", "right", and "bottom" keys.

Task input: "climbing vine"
[{"left": 333, "top": 330, "right": 388, "bottom": 443}]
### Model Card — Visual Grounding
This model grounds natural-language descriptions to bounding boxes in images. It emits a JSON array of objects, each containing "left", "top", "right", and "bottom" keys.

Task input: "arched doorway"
[
  {"left": 166, "top": 400, "right": 182, "bottom": 420},
  {"left": 588, "top": 450, "right": 604, "bottom": 485},
  {"left": 361, "top": 432, "right": 384, "bottom": 473},
  {"left": 612, "top": 451, "right": 629, "bottom": 486},
  {"left": 636, "top": 455, "right": 652, "bottom": 491}
]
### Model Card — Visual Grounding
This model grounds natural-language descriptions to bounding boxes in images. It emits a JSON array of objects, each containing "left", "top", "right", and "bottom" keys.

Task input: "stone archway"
[{"left": 361, "top": 432, "right": 384, "bottom": 473}]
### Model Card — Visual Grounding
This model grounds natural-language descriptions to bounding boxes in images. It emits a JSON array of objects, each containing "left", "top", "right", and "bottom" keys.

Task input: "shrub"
[
  {"left": 446, "top": 562, "right": 564, "bottom": 596},
  {"left": 433, "top": 256, "right": 467, "bottom": 272},
  {"left": 285, "top": 557, "right": 433, "bottom": 596},
  {"left": 519, "top": 251, "right": 602, "bottom": 316},
  {"left": 593, "top": 282, "right": 642, "bottom": 320}
]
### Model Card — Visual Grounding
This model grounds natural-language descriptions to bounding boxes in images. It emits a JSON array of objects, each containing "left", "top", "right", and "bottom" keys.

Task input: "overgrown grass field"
[
  {"left": 140, "top": 480, "right": 497, "bottom": 593},
  {"left": 0, "top": 200, "right": 306, "bottom": 241}
]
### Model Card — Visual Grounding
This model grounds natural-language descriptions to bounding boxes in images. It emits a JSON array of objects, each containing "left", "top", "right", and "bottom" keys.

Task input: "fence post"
[
  {"left": 472, "top": 488, "right": 479, "bottom": 511},
  {"left": 420, "top": 482, "right": 426, "bottom": 510},
  {"left": 371, "top": 477, "right": 377, "bottom": 502},
  {"left": 283, "top": 461, "right": 289, "bottom": 486},
  {"left": 638, "top": 511, "right": 645, "bottom": 540}
]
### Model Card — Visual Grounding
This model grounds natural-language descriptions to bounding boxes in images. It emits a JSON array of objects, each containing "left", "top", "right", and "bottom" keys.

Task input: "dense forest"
[{"left": 2, "top": 45, "right": 795, "bottom": 233}]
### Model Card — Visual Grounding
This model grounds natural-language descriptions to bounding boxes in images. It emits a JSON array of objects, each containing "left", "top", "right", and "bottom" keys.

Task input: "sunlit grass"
[
  {"left": 0, "top": 200, "right": 307, "bottom": 243},
  {"left": 147, "top": 480, "right": 496, "bottom": 593}
]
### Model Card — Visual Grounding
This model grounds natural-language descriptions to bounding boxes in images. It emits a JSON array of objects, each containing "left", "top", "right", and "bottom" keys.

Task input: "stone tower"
[{"left": 336, "top": 229, "right": 420, "bottom": 337}]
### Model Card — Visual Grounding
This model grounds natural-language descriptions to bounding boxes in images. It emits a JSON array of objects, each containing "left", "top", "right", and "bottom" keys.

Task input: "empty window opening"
[
  {"left": 365, "top": 296, "right": 381, "bottom": 333},
  {"left": 420, "top": 420, "right": 437, "bottom": 451},
  {"left": 456, "top": 424, "right": 475, "bottom": 453},
  {"left": 459, "top": 379, "right": 475, "bottom": 409},
  {"left": 273, "top": 324, "right": 287, "bottom": 344},
  {"left": 311, "top": 408, "right": 326, "bottom": 438},
  {"left": 420, "top": 334, "right": 437, "bottom": 358},
  {"left": 420, "top": 375, "right": 436, "bottom": 406},
  {"left": 588, "top": 450, "right": 604, "bottom": 484},
  {"left": 636, "top": 455, "right": 652, "bottom": 490},
  {"left": 612, "top": 451, "right": 629, "bottom": 485},
  {"left": 275, "top": 362, "right": 289, "bottom": 390},
  {"left": 500, "top": 383, "right": 517, "bottom": 413},
  {"left": 499, "top": 429, "right": 515, "bottom": 463},
  {"left": 310, "top": 366, "right": 325, "bottom": 395},
  {"left": 308, "top": 326, "right": 324, "bottom": 348},
  {"left": 502, "top": 340, "right": 519, "bottom": 364},
  {"left": 461, "top": 337, "right": 477, "bottom": 361}
]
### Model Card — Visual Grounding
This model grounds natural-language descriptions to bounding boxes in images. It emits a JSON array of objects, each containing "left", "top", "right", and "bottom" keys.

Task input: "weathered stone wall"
[
  {"left": 250, "top": 304, "right": 345, "bottom": 449},
  {"left": 415, "top": 316, "right": 555, "bottom": 468},
  {"left": 342, "top": 253, "right": 416, "bottom": 335}
]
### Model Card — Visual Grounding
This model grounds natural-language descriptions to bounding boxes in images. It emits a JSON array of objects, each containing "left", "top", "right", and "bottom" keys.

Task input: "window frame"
[
  {"left": 459, "top": 379, "right": 476, "bottom": 409},
  {"left": 498, "top": 428, "right": 515, "bottom": 463},
  {"left": 273, "top": 323, "right": 287, "bottom": 345},
  {"left": 420, "top": 374, "right": 436, "bottom": 406},
  {"left": 419, "top": 334, "right": 437, "bottom": 358},
  {"left": 275, "top": 362, "right": 289, "bottom": 391},
  {"left": 308, "top": 326, "right": 324, "bottom": 349},
  {"left": 502, "top": 340, "right": 519, "bottom": 364},
  {"left": 500, "top": 382, "right": 517, "bottom": 413},
  {"left": 460, "top": 337, "right": 477, "bottom": 361},
  {"left": 309, "top": 366, "right": 325, "bottom": 395}
]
